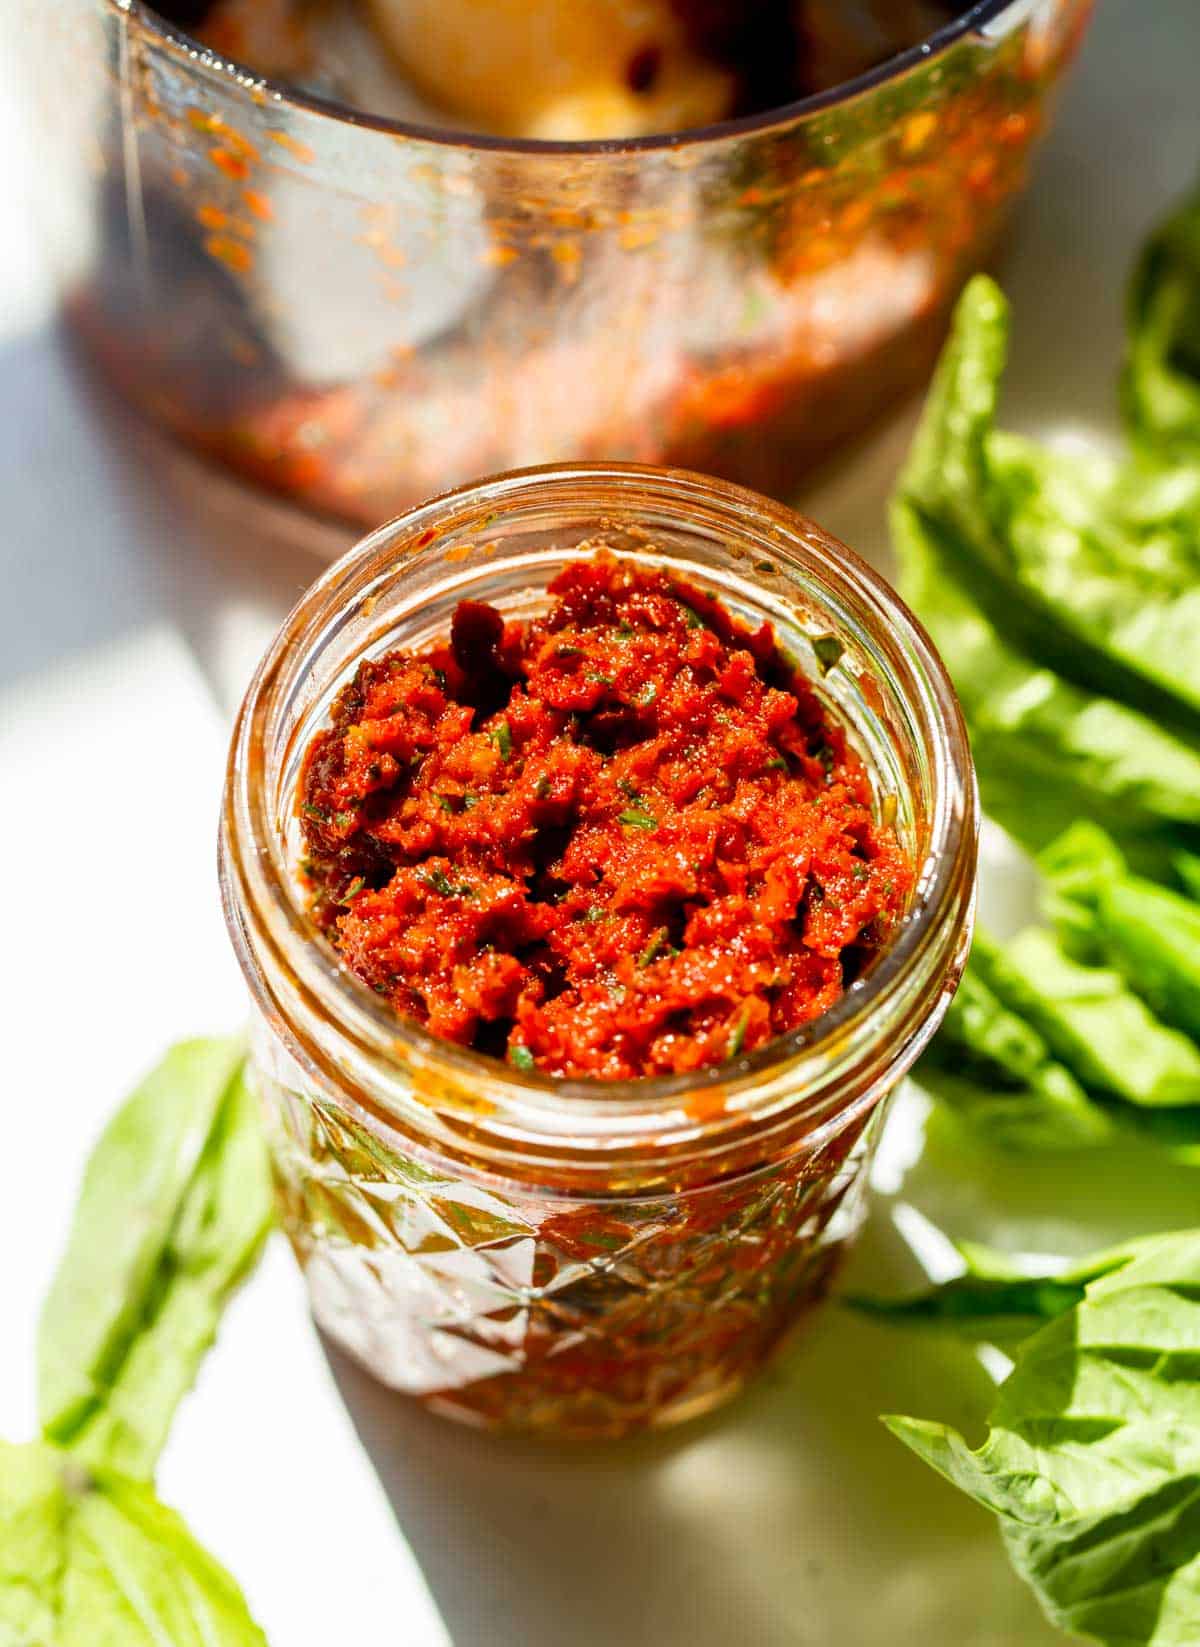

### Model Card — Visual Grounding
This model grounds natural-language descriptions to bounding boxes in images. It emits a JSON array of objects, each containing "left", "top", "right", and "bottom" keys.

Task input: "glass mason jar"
[{"left": 219, "top": 464, "right": 977, "bottom": 1438}]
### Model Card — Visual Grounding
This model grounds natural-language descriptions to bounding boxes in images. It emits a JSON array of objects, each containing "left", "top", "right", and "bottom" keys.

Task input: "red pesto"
[{"left": 298, "top": 554, "right": 911, "bottom": 1080}]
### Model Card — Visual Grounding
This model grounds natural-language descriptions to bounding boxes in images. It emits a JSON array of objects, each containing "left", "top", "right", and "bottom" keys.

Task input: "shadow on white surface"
[
  {"left": 318, "top": 1081, "right": 1200, "bottom": 1647},
  {"left": 319, "top": 1250, "right": 1023, "bottom": 1647},
  {"left": 0, "top": 319, "right": 348, "bottom": 707}
]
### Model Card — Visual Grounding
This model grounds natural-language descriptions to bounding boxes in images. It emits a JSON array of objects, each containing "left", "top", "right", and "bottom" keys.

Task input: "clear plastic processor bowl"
[{"left": 17, "top": 0, "right": 1091, "bottom": 531}]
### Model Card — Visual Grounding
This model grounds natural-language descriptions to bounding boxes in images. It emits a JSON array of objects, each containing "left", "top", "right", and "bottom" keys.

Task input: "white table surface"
[{"left": 3, "top": 5, "right": 1200, "bottom": 1642}]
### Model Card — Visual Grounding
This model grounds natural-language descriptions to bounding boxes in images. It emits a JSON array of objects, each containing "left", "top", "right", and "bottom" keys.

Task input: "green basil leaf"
[
  {"left": 892, "top": 495, "right": 1200, "bottom": 872},
  {"left": 62, "top": 1467, "right": 266, "bottom": 1646},
  {"left": 900, "top": 273, "right": 1007, "bottom": 557},
  {"left": 1124, "top": 179, "right": 1200, "bottom": 461},
  {"left": 987, "top": 927, "right": 1200, "bottom": 1108},
  {"left": 849, "top": 1273, "right": 1088, "bottom": 1349},
  {"left": 848, "top": 1239, "right": 1142, "bottom": 1348},
  {"left": 0, "top": 1440, "right": 66, "bottom": 1643},
  {"left": 1177, "top": 851, "right": 1200, "bottom": 903},
  {"left": 1041, "top": 823, "right": 1200, "bottom": 1042},
  {"left": 1037, "top": 819, "right": 1130, "bottom": 934},
  {"left": 1098, "top": 1102, "right": 1200, "bottom": 1164},
  {"left": 986, "top": 431, "right": 1200, "bottom": 723},
  {"left": 0, "top": 1441, "right": 266, "bottom": 1646},
  {"left": 917, "top": 931, "right": 1116, "bottom": 1153},
  {"left": 883, "top": 1231, "right": 1200, "bottom": 1646},
  {"left": 38, "top": 1040, "right": 273, "bottom": 1480},
  {"left": 900, "top": 274, "right": 1200, "bottom": 730},
  {"left": 894, "top": 275, "right": 1200, "bottom": 872},
  {"left": 919, "top": 919, "right": 1200, "bottom": 1162}
]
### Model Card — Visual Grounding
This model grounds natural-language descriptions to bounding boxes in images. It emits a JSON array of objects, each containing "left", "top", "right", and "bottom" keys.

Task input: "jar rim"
[
  {"left": 221, "top": 462, "right": 976, "bottom": 1159},
  {"left": 131, "top": 0, "right": 1022, "bottom": 159}
]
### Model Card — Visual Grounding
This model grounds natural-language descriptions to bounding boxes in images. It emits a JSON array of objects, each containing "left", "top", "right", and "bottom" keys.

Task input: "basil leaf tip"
[{"left": 38, "top": 1037, "right": 274, "bottom": 1482}]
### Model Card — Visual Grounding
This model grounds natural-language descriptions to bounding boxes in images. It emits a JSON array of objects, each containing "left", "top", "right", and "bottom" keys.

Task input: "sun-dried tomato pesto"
[{"left": 298, "top": 555, "right": 911, "bottom": 1079}]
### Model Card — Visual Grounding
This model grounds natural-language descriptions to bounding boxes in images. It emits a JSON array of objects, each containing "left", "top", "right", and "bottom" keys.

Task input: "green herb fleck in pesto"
[
  {"left": 638, "top": 929, "right": 669, "bottom": 968},
  {"left": 812, "top": 634, "right": 845, "bottom": 674},
  {"left": 728, "top": 1013, "right": 750, "bottom": 1058},
  {"left": 420, "top": 869, "right": 473, "bottom": 898}
]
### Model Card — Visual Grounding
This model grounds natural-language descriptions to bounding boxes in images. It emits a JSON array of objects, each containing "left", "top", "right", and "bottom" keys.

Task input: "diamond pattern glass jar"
[{"left": 220, "top": 465, "right": 977, "bottom": 1437}]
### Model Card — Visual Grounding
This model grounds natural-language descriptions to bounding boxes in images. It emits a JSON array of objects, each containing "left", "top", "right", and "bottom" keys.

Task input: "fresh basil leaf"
[
  {"left": 1037, "top": 819, "right": 1130, "bottom": 927},
  {"left": 0, "top": 1440, "right": 66, "bottom": 1643},
  {"left": 849, "top": 1273, "right": 1085, "bottom": 1349},
  {"left": 900, "top": 273, "right": 1007, "bottom": 557},
  {"left": 849, "top": 1238, "right": 1145, "bottom": 1348},
  {"left": 1041, "top": 823, "right": 1200, "bottom": 1043},
  {"left": 923, "top": 839, "right": 1200, "bottom": 1162},
  {"left": 987, "top": 431, "right": 1200, "bottom": 722},
  {"left": 63, "top": 1465, "right": 266, "bottom": 1646},
  {"left": 883, "top": 1230, "right": 1200, "bottom": 1646},
  {"left": 1099, "top": 1101, "right": 1200, "bottom": 1165},
  {"left": 0, "top": 1441, "right": 266, "bottom": 1646},
  {"left": 67, "top": 1070, "right": 274, "bottom": 1483},
  {"left": 894, "top": 275, "right": 1200, "bottom": 874},
  {"left": 900, "top": 274, "right": 1200, "bottom": 729},
  {"left": 1125, "top": 179, "right": 1200, "bottom": 461},
  {"left": 38, "top": 1040, "right": 273, "bottom": 1481},
  {"left": 916, "top": 931, "right": 1116, "bottom": 1153},
  {"left": 892, "top": 495, "right": 1200, "bottom": 872},
  {"left": 987, "top": 927, "right": 1200, "bottom": 1108},
  {"left": 1177, "top": 851, "right": 1200, "bottom": 903}
]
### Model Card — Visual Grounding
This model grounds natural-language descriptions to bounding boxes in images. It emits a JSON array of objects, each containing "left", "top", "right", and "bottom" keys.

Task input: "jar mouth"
[
  {"left": 133, "top": 0, "right": 1018, "bottom": 158},
  {"left": 221, "top": 463, "right": 976, "bottom": 1153}
]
